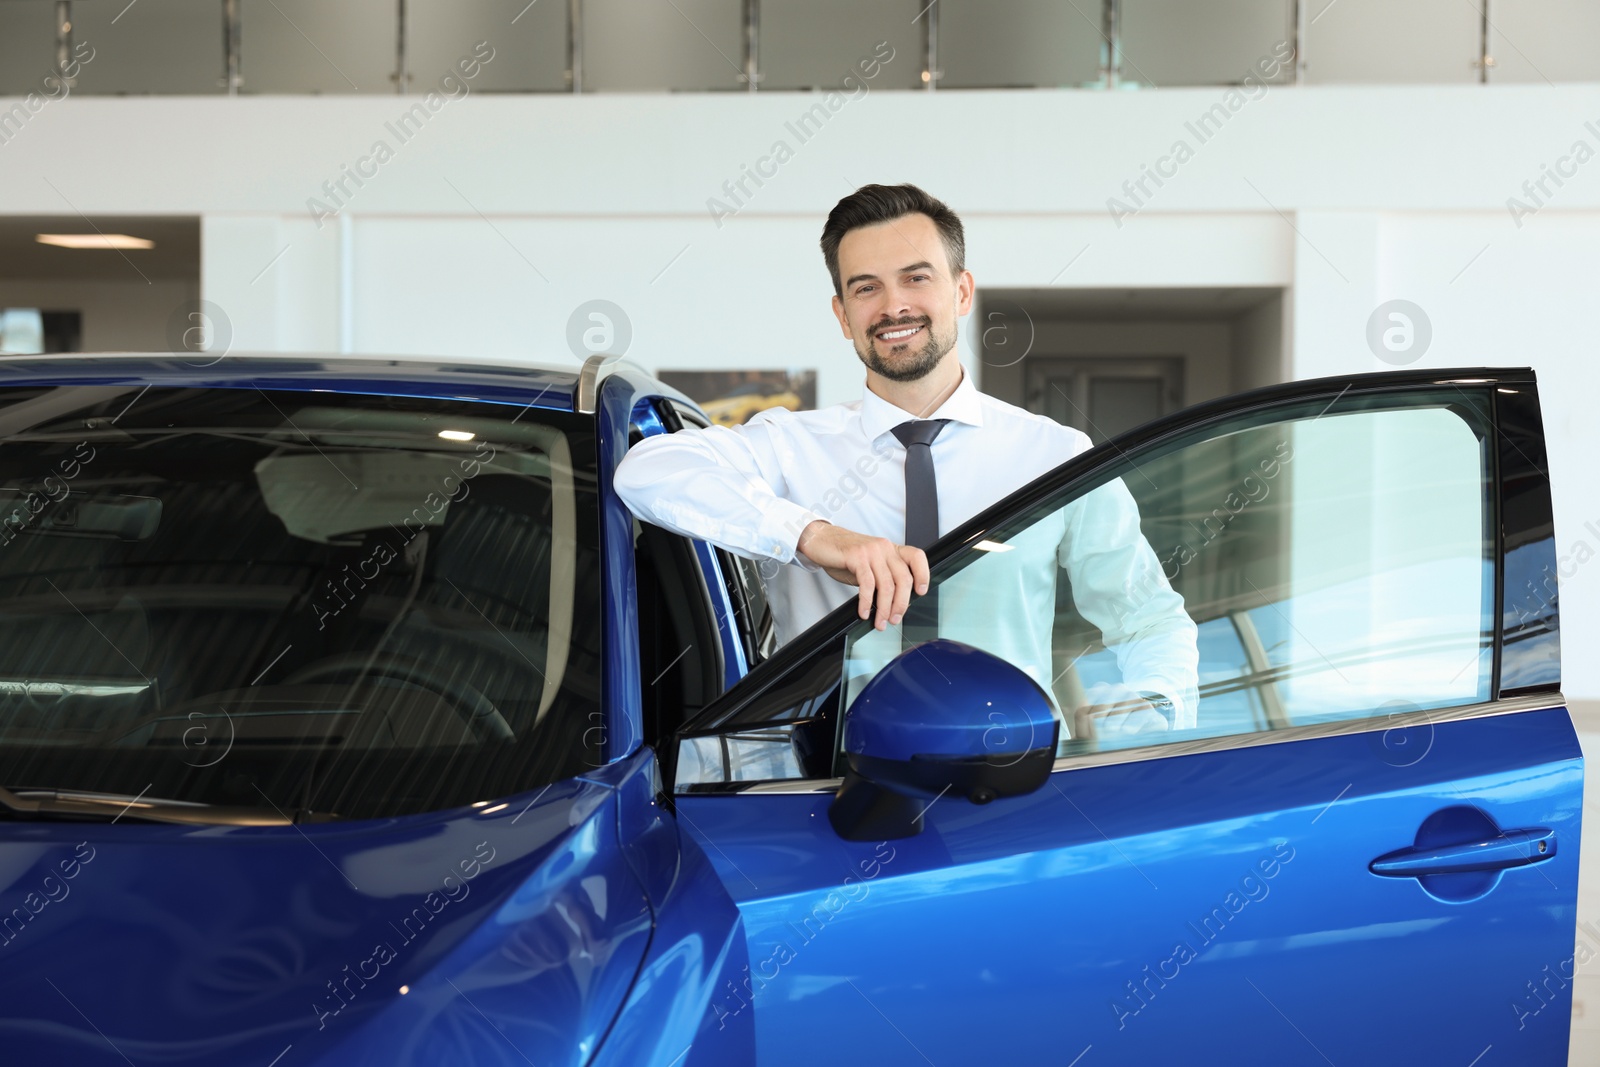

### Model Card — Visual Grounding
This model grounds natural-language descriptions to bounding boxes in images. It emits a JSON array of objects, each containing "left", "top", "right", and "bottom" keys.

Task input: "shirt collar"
[{"left": 859, "top": 364, "right": 985, "bottom": 446}]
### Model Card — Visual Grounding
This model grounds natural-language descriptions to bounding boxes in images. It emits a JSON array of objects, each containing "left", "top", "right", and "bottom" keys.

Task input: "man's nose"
[{"left": 880, "top": 283, "right": 916, "bottom": 318}]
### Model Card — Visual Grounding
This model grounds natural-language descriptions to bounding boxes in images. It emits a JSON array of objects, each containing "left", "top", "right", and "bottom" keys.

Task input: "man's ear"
[
  {"left": 831, "top": 294, "right": 853, "bottom": 339},
  {"left": 955, "top": 270, "right": 976, "bottom": 317}
]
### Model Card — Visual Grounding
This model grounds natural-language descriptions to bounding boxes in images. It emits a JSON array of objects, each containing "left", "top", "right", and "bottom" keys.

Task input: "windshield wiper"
[{"left": 0, "top": 786, "right": 318, "bottom": 826}]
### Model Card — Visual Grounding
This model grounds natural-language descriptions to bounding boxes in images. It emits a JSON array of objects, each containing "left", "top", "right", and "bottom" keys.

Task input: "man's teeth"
[{"left": 878, "top": 326, "right": 920, "bottom": 340}]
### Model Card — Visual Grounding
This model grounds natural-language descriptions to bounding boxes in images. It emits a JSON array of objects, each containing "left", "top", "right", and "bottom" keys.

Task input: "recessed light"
[{"left": 36, "top": 233, "right": 155, "bottom": 250}]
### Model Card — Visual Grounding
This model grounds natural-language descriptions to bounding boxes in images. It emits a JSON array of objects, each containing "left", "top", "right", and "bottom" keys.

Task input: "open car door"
[{"left": 669, "top": 367, "right": 1579, "bottom": 1065}]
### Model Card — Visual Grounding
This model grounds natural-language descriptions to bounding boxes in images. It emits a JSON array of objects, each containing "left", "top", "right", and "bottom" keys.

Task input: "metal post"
[
  {"left": 1097, "top": 0, "right": 1120, "bottom": 89},
  {"left": 54, "top": 2, "right": 74, "bottom": 87},
  {"left": 392, "top": 0, "right": 409, "bottom": 93},
  {"left": 567, "top": 0, "right": 583, "bottom": 92},
  {"left": 1478, "top": 0, "right": 1493, "bottom": 83},
  {"left": 741, "top": 0, "right": 759, "bottom": 92},
  {"left": 921, "top": 0, "right": 939, "bottom": 90},
  {"left": 222, "top": 0, "right": 241, "bottom": 95},
  {"left": 1292, "top": 0, "right": 1307, "bottom": 83}
]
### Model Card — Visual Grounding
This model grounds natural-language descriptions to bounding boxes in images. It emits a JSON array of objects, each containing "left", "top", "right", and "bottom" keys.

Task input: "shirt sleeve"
[
  {"left": 613, "top": 414, "right": 827, "bottom": 569},
  {"left": 1056, "top": 477, "right": 1201, "bottom": 729}
]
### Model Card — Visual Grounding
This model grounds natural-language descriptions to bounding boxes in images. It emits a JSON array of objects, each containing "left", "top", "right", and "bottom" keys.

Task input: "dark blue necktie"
[
  {"left": 891, "top": 418, "right": 950, "bottom": 646},
  {"left": 891, "top": 418, "right": 951, "bottom": 549}
]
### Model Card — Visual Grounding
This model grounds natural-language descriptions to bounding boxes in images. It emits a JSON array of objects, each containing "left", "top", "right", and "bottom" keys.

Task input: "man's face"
[{"left": 831, "top": 212, "right": 974, "bottom": 383}]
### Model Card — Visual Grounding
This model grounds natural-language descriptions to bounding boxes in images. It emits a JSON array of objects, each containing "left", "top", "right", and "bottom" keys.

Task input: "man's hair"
[{"left": 820, "top": 183, "right": 966, "bottom": 298}]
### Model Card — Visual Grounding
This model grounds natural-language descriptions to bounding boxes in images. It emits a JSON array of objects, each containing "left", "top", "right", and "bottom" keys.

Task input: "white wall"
[
  {"left": 1233, "top": 295, "right": 1285, "bottom": 392},
  {"left": 1, "top": 83, "right": 1598, "bottom": 698}
]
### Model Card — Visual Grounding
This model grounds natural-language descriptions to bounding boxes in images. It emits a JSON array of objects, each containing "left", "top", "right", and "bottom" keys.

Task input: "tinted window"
[{"left": 0, "top": 385, "right": 601, "bottom": 820}]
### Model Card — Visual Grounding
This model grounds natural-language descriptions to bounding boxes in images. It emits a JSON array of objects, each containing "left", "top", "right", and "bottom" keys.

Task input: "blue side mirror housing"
[{"left": 829, "top": 639, "right": 1060, "bottom": 841}]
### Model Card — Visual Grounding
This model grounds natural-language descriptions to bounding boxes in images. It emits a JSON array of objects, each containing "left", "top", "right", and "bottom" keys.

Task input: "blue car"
[{"left": 0, "top": 354, "right": 1577, "bottom": 1065}]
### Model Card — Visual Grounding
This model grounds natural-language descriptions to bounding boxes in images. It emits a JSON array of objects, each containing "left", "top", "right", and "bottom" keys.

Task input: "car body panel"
[
  {"left": 595, "top": 370, "right": 647, "bottom": 765},
  {"left": 0, "top": 775, "right": 652, "bottom": 1066},
  {"left": 0, "top": 353, "right": 585, "bottom": 413},
  {"left": 678, "top": 702, "right": 1581, "bottom": 1064},
  {"left": 590, "top": 766, "right": 756, "bottom": 1067}
]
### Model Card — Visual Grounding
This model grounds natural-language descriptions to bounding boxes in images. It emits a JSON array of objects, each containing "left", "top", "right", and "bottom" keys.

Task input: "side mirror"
[{"left": 829, "top": 639, "right": 1060, "bottom": 841}]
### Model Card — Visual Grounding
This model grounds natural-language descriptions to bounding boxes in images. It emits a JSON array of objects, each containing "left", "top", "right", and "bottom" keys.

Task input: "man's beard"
[{"left": 857, "top": 316, "right": 954, "bottom": 382}]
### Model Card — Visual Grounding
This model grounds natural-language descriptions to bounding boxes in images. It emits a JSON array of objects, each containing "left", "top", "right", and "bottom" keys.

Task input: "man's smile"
[{"left": 875, "top": 323, "right": 925, "bottom": 345}]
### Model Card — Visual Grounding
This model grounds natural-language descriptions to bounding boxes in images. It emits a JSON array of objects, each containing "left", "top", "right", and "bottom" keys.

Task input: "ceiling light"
[
  {"left": 36, "top": 233, "right": 155, "bottom": 250},
  {"left": 438, "top": 429, "right": 475, "bottom": 442}
]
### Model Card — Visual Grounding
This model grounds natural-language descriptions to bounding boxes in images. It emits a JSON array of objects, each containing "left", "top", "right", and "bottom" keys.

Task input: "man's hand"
[
  {"left": 1071, "top": 682, "right": 1171, "bottom": 742},
  {"left": 796, "top": 520, "right": 930, "bottom": 632}
]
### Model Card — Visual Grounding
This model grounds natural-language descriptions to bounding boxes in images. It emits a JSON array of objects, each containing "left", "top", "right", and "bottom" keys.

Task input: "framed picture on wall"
[{"left": 658, "top": 369, "right": 817, "bottom": 427}]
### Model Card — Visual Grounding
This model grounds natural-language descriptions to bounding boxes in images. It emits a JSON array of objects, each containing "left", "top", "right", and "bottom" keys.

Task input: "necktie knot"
[{"left": 891, "top": 418, "right": 951, "bottom": 450}]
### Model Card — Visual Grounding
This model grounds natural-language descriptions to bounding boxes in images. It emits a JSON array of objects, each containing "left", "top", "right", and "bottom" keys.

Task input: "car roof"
[{"left": 0, "top": 351, "right": 681, "bottom": 416}]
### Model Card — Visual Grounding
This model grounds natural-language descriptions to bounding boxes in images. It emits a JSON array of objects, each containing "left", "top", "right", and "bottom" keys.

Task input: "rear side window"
[{"left": 0, "top": 385, "right": 601, "bottom": 820}]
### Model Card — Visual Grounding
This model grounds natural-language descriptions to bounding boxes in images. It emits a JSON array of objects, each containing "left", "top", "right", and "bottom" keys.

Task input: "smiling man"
[{"left": 615, "top": 183, "right": 1197, "bottom": 737}]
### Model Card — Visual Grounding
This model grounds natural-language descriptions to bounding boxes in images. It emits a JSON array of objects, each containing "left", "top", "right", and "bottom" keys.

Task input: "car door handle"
[{"left": 1369, "top": 828, "right": 1556, "bottom": 877}]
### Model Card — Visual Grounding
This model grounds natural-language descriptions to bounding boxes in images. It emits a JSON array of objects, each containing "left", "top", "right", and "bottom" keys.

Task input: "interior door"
[
  {"left": 1025, "top": 355, "right": 1184, "bottom": 445},
  {"left": 670, "top": 369, "right": 1578, "bottom": 1065}
]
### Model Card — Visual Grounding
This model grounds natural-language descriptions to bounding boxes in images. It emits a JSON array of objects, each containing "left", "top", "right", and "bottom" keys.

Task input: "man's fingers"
[
  {"left": 887, "top": 553, "right": 913, "bottom": 624},
  {"left": 828, "top": 535, "right": 935, "bottom": 628},
  {"left": 871, "top": 557, "right": 896, "bottom": 630},
  {"left": 854, "top": 556, "right": 875, "bottom": 620},
  {"left": 904, "top": 547, "right": 931, "bottom": 596}
]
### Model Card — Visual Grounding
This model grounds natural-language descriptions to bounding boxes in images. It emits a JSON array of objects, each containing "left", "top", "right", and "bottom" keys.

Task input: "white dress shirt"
[{"left": 614, "top": 367, "right": 1199, "bottom": 726}]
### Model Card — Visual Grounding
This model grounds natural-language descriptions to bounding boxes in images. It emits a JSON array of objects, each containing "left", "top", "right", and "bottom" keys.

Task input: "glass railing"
[{"left": 0, "top": 0, "right": 1592, "bottom": 97}]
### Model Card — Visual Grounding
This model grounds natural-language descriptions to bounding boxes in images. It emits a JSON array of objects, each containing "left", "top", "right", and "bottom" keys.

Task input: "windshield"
[{"left": 0, "top": 383, "right": 601, "bottom": 821}]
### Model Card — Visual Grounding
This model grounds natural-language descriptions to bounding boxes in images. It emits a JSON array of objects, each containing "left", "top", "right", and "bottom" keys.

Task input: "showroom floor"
[{"left": 1569, "top": 701, "right": 1598, "bottom": 1065}]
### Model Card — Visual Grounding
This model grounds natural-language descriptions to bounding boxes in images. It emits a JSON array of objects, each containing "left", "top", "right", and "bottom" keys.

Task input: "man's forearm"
[
  {"left": 795, "top": 519, "right": 832, "bottom": 564},
  {"left": 613, "top": 431, "right": 824, "bottom": 564}
]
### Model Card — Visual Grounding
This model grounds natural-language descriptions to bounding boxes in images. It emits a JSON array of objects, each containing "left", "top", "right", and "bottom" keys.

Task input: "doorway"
[
  {"left": 1025, "top": 355, "right": 1184, "bottom": 445},
  {"left": 974, "top": 287, "right": 1288, "bottom": 431}
]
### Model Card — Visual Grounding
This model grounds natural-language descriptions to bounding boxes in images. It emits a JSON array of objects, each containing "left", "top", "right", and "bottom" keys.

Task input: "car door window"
[
  {"left": 840, "top": 389, "right": 1495, "bottom": 757},
  {"left": 677, "top": 387, "right": 1498, "bottom": 787}
]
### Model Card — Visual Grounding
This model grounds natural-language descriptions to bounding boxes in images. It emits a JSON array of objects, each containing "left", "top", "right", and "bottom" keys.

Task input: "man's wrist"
[
  {"left": 796, "top": 519, "right": 832, "bottom": 561},
  {"left": 1138, "top": 691, "right": 1176, "bottom": 723}
]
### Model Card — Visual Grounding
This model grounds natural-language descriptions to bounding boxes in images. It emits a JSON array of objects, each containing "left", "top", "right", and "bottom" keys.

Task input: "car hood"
[{"left": 0, "top": 774, "right": 653, "bottom": 1066}]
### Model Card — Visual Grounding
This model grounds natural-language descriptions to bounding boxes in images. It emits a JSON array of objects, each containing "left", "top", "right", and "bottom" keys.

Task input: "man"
[{"left": 615, "top": 184, "right": 1196, "bottom": 738}]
